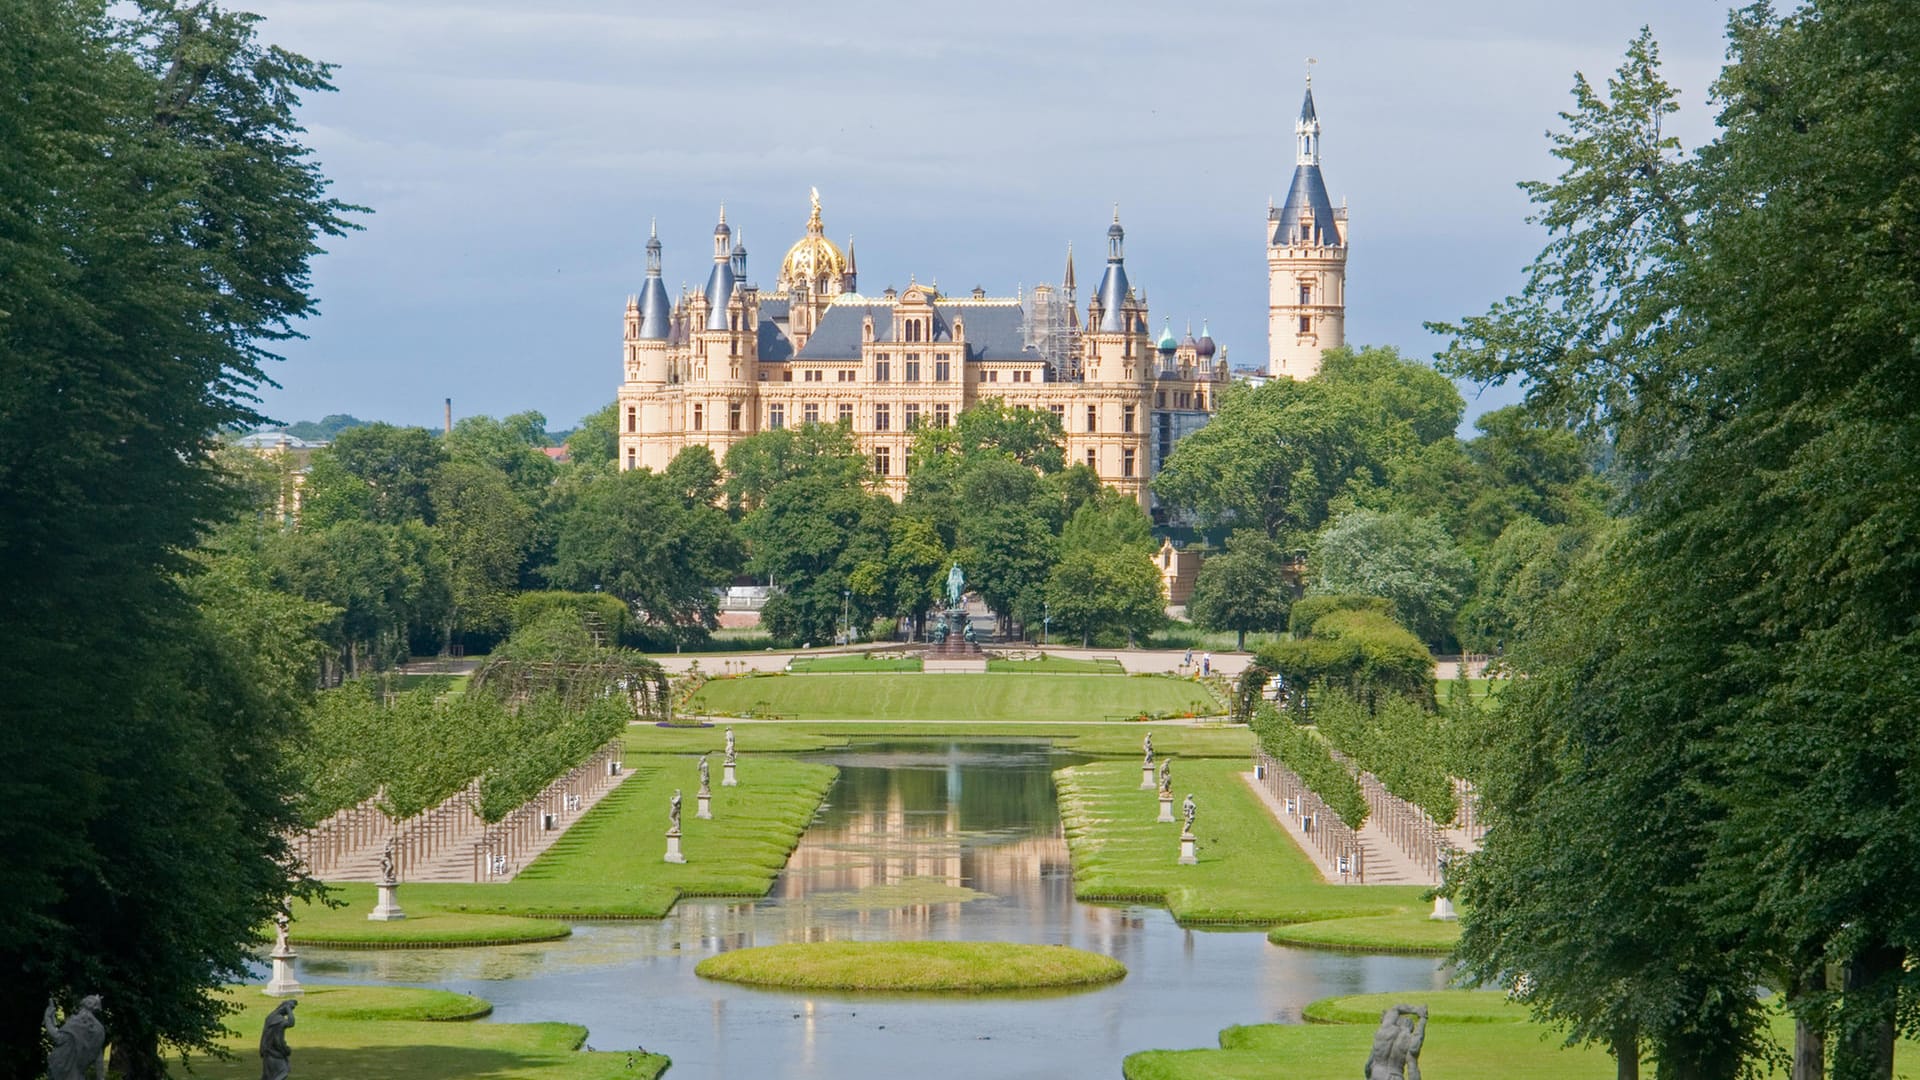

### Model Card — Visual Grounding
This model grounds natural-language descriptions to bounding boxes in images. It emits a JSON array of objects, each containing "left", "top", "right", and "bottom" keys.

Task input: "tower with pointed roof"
[{"left": 1267, "top": 74, "right": 1347, "bottom": 379}]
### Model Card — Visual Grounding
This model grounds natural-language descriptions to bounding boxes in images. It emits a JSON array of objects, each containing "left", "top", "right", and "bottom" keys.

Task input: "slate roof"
[
  {"left": 789, "top": 299, "right": 1034, "bottom": 363},
  {"left": 638, "top": 276, "right": 672, "bottom": 339},
  {"left": 1273, "top": 163, "right": 1341, "bottom": 246}
]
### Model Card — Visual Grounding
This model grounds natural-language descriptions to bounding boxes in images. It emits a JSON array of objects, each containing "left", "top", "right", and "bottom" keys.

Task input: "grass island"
[{"left": 694, "top": 941, "right": 1127, "bottom": 993}]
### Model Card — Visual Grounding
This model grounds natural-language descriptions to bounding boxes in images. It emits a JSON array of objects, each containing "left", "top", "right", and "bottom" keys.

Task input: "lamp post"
[{"left": 843, "top": 589, "right": 851, "bottom": 647}]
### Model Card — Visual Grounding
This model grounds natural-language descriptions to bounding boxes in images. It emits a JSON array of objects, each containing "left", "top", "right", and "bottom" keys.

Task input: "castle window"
[
  {"left": 804, "top": 403, "right": 820, "bottom": 424},
  {"left": 805, "top": 369, "right": 823, "bottom": 382},
  {"left": 986, "top": 369, "right": 998, "bottom": 382},
  {"left": 626, "top": 407, "right": 636, "bottom": 433},
  {"left": 782, "top": 369, "right": 793, "bottom": 382},
  {"left": 838, "top": 403, "right": 853, "bottom": 424},
  {"left": 693, "top": 404, "right": 704, "bottom": 431},
  {"left": 1085, "top": 447, "right": 1097, "bottom": 470},
  {"left": 1049, "top": 404, "right": 1065, "bottom": 423},
  {"left": 1122, "top": 448, "right": 1135, "bottom": 478},
  {"left": 874, "top": 445, "right": 891, "bottom": 476},
  {"left": 905, "top": 355, "right": 920, "bottom": 382},
  {"left": 934, "top": 403, "right": 951, "bottom": 428},
  {"left": 1299, "top": 282, "right": 1312, "bottom": 305},
  {"left": 1156, "top": 391, "right": 1166, "bottom": 408},
  {"left": 626, "top": 447, "right": 635, "bottom": 470},
  {"left": 875, "top": 359, "right": 890, "bottom": 382},
  {"left": 935, "top": 356, "right": 951, "bottom": 381},
  {"left": 769, "top": 404, "right": 785, "bottom": 430},
  {"left": 1196, "top": 391, "right": 1206, "bottom": 410},
  {"left": 1122, "top": 405, "right": 1135, "bottom": 434},
  {"left": 1299, "top": 315, "right": 1312, "bottom": 334},
  {"left": 839, "top": 369, "right": 856, "bottom": 382},
  {"left": 728, "top": 403, "right": 743, "bottom": 432},
  {"left": 875, "top": 404, "right": 891, "bottom": 432},
  {"left": 1085, "top": 405, "right": 1097, "bottom": 433},
  {"left": 905, "top": 403, "right": 921, "bottom": 429}
]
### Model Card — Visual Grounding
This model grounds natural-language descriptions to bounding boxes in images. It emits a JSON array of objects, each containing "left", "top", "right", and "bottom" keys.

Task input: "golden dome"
[{"left": 779, "top": 188, "right": 848, "bottom": 292}]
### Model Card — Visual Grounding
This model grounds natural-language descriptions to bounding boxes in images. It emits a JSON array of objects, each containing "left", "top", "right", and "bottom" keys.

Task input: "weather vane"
[{"left": 1306, "top": 56, "right": 1317, "bottom": 85}]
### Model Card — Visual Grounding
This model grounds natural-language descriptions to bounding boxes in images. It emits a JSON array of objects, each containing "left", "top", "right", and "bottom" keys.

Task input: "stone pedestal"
[
  {"left": 1158, "top": 793, "right": 1175, "bottom": 823},
  {"left": 722, "top": 762, "right": 738, "bottom": 787},
  {"left": 1178, "top": 831, "right": 1198, "bottom": 865},
  {"left": 264, "top": 946, "right": 302, "bottom": 997},
  {"left": 1142, "top": 764, "right": 1157, "bottom": 789},
  {"left": 664, "top": 828, "right": 686, "bottom": 864},
  {"left": 696, "top": 790, "right": 712, "bottom": 820},
  {"left": 366, "top": 880, "right": 407, "bottom": 921},
  {"left": 1430, "top": 896, "right": 1457, "bottom": 921}
]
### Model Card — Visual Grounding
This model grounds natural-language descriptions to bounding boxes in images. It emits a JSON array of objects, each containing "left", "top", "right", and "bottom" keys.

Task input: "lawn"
[
  {"left": 986, "top": 654, "right": 1126, "bottom": 674},
  {"left": 623, "top": 720, "right": 1256, "bottom": 759},
  {"left": 290, "top": 753, "right": 837, "bottom": 943},
  {"left": 687, "top": 672, "right": 1218, "bottom": 721},
  {"left": 1055, "top": 758, "right": 1436, "bottom": 933},
  {"left": 193, "top": 985, "right": 667, "bottom": 1080},
  {"left": 695, "top": 941, "right": 1125, "bottom": 992},
  {"left": 1123, "top": 991, "right": 1613, "bottom": 1080},
  {"left": 1123, "top": 991, "right": 1920, "bottom": 1080},
  {"left": 786, "top": 655, "right": 924, "bottom": 673}
]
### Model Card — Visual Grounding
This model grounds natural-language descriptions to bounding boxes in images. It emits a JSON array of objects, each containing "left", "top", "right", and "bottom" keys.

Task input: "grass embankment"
[
  {"left": 688, "top": 672, "right": 1217, "bottom": 721},
  {"left": 695, "top": 941, "right": 1125, "bottom": 993},
  {"left": 1123, "top": 991, "right": 1611, "bottom": 1080},
  {"left": 986, "top": 654, "right": 1126, "bottom": 674},
  {"left": 1055, "top": 758, "right": 1440, "bottom": 942},
  {"left": 196, "top": 985, "right": 667, "bottom": 1080},
  {"left": 291, "top": 754, "right": 836, "bottom": 945},
  {"left": 623, "top": 721, "right": 1255, "bottom": 759},
  {"left": 1125, "top": 991, "right": 1920, "bottom": 1079},
  {"left": 787, "top": 655, "right": 924, "bottom": 673}
]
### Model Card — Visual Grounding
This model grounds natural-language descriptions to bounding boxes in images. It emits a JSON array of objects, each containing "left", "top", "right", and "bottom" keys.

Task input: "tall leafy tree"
[
  {"left": 311, "top": 423, "right": 445, "bottom": 526},
  {"left": 1310, "top": 509, "right": 1473, "bottom": 648},
  {"left": 1187, "top": 529, "right": 1293, "bottom": 650},
  {"left": 431, "top": 460, "right": 534, "bottom": 646},
  {"left": 0, "top": 0, "right": 356, "bottom": 1072}
]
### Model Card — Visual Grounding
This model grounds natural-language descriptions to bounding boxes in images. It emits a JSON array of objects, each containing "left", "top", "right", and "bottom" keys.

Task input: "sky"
[{"left": 247, "top": 0, "right": 1738, "bottom": 436}]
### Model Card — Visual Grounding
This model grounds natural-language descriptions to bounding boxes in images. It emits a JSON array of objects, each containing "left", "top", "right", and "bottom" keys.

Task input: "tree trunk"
[
  {"left": 1236, "top": 629, "right": 1246, "bottom": 651},
  {"left": 1835, "top": 944, "right": 1903, "bottom": 1080},
  {"left": 1612, "top": 1027, "right": 1640, "bottom": 1080},
  {"left": 1791, "top": 966, "right": 1826, "bottom": 1080}
]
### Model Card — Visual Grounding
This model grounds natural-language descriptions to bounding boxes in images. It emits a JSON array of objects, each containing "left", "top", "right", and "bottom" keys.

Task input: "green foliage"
[
  {"left": 563, "top": 401, "right": 619, "bottom": 473},
  {"left": 446, "top": 410, "right": 556, "bottom": 501},
  {"left": 1154, "top": 346, "right": 1460, "bottom": 545},
  {"left": 1257, "top": 609, "right": 1433, "bottom": 711},
  {"left": 275, "top": 414, "right": 366, "bottom": 442},
  {"left": 1045, "top": 490, "right": 1164, "bottom": 645},
  {"left": 1312, "top": 691, "right": 1457, "bottom": 825},
  {"left": 310, "top": 424, "right": 446, "bottom": 527},
  {"left": 547, "top": 459, "right": 741, "bottom": 643},
  {"left": 1455, "top": 518, "right": 1596, "bottom": 656},
  {"left": 473, "top": 695, "right": 628, "bottom": 821},
  {"left": 509, "top": 591, "right": 631, "bottom": 642},
  {"left": 1309, "top": 509, "right": 1474, "bottom": 646},
  {"left": 695, "top": 942, "right": 1126, "bottom": 993},
  {"left": 1187, "top": 530, "right": 1294, "bottom": 650},
  {"left": 0, "top": 0, "right": 360, "bottom": 1067},
  {"left": 432, "top": 460, "right": 535, "bottom": 642},
  {"left": 1289, "top": 594, "right": 1391, "bottom": 636},
  {"left": 1248, "top": 708, "right": 1369, "bottom": 829}
]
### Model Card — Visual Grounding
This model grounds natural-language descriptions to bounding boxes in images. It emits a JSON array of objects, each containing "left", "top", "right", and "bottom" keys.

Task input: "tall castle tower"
[{"left": 1267, "top": 75, "right": 1347, "bottom": 380}]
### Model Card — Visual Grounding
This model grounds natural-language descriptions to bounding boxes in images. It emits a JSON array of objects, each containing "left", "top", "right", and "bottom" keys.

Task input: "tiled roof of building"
[
  {"left": 1273, "top": 163, "right": 1341, "bottom": 246},
  {"left": 788, "top": 298, "right": 1033, "bottom": 362}
]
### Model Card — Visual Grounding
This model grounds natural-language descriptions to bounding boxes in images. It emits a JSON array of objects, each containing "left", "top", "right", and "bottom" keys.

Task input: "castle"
[{"left": 615, "top": 82, "right": 1345, "bottom": 505}]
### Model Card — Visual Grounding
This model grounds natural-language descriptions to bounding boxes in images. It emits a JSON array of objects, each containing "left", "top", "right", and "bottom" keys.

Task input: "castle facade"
[{"left": 616, "top": 83, "right": 1345, "bottom": 503}]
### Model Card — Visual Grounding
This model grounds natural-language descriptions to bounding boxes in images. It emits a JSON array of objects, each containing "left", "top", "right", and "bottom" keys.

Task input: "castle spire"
[
  {"left": 1297, "top": 70, "right": 1321, "bottom": 166},
  {"left": 1063, "top": 241, "right": 1076, "bottom": 292}
]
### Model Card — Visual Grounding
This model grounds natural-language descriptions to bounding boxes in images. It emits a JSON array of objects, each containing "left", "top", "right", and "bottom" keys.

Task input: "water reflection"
[{"left": 298, "top": 740, "right": 1447, "bottom": 1079}]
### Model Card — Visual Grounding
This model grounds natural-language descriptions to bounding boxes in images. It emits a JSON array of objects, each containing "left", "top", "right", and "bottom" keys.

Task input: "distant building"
[{"left": 616, "top": 80, "right": 1349, "bottom": 503}]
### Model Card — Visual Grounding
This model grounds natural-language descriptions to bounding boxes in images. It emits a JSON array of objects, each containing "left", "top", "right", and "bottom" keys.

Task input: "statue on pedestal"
[
  {"left": 1159, "top": 759, "right": 1172, "bottom": 797},
  {"left": 946, "top": 563, "right": 966, "bottom": 608},
  {"left": 698, "top": 754, "right": 711, "bottom": 794},
  {"left": 44, "top": 995, "right": 105, "bottom": 1080},
  {"left": 378, "top": 840, "right": 397, "bottom": 885},
  {"left": 1365, "top": 1004, "right": 1428, "bottom": 1080},
  {"left": 723, "top": 728, "right": 736, "bottom": 767},
  {"left": 669, "top": 789, "right": 682, "bottom": 831},
  {"left": 1143, "top": 733, "right": 1154, "bottom": 767},
  {"left": 1182, "top": 793, "right": 1196, "bottom": 834},
  {"left": 260, "top": 999, "right": 297, "bottom": 1080}
]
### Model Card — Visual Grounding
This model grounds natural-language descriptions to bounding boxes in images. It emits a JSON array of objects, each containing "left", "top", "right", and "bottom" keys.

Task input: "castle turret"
[{"left": 1267, "top": 76, "right": 1348, "bottom": 379}]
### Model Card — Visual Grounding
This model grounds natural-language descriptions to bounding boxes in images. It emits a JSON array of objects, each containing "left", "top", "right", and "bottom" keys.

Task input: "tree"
[
  {"left": 0, "top": 0, "right": 357, "bottom": 1072},
  {"left": 1187, "top": 530, "right": 1292, "bottom": 650},
  {"left": 884, "top": 515, "right": 949, "bottom": 639},
  {"left": 314, "top": 423, "right": 445, "bottom": 526},
  {"left": 431, "top": 460, "right": 534, "bottom": 646},
  {"left": 1310, "top": 509, "right": 1473, "bottom": 647},
  {"left": 547, "top": 464, "right": 741, "bottom": 643},
  {"left": 564, "top": 402, "right": 619, "bottom": 474},
  {"left": 446, "top": 410, "right": 557, "bottom": 502},
  {"left": 1455, "top": 518, "right": 1594, "bottom": 657},
  {"left": 1043, "top": 493, "right": 1163, "bottom": 646}
]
